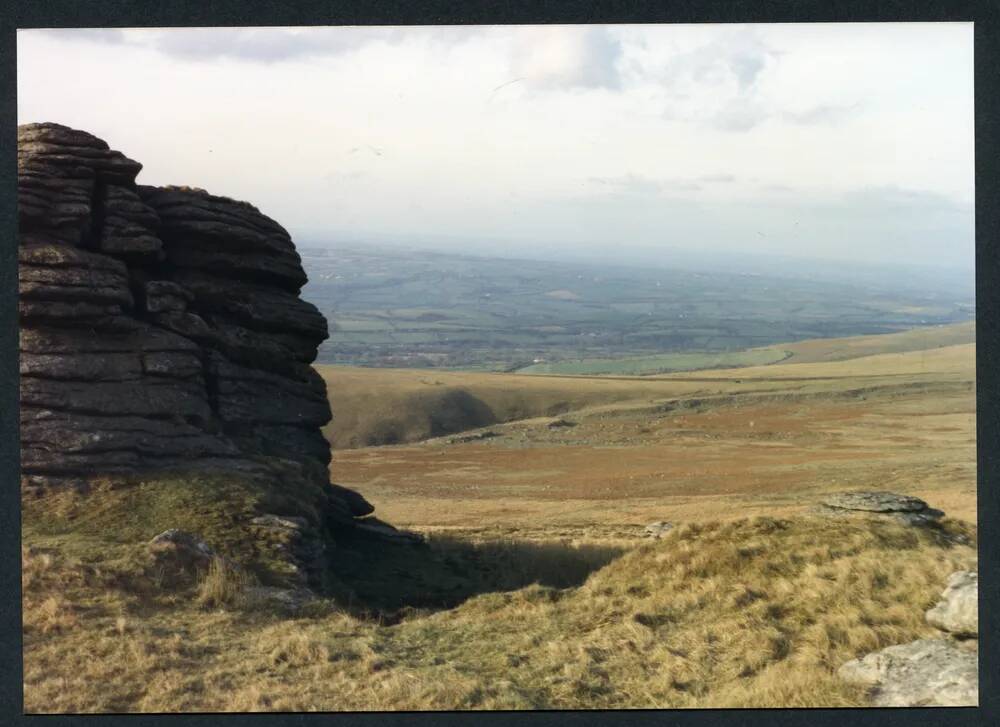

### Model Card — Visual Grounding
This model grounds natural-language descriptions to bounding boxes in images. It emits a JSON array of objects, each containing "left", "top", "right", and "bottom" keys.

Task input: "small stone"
[
  {"left": 644, "top": 521, "right": 674, "bottom": 539},
  {"left": 148, "top": 529, "right": 216, "bottom": 573},
  {"left": 251, "top": 514, "right": 309, "bottom": 531}
]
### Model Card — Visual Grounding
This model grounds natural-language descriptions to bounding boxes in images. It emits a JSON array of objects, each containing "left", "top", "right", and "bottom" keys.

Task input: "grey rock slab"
[
  {"left": 814, "top": 491, "right": 944, "bottom": 526},
  {"left": 821, "top": 491, "right": 929, "bottom": 513},
  {"left": 838, "top": 638, "right": 977, "bottom": 707}
]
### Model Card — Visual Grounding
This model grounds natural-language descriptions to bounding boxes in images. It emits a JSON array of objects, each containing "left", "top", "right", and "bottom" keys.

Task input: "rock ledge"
[{"left": 814, "top": 491, "right": 944, "bottom": 526}]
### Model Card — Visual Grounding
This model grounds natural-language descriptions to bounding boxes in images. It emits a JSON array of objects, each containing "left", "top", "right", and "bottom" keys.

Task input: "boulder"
[
  {"left": 838, "top": 638, "right": 977, "bottom": 707},
  {"left": 18, "top": 122, "right": 143, "bottom": 184},
  {"left": 814, "top": 491, "right": 944, "bottom": 526},
  {"left": 148, "top": 529, "right": 217, "bottom": 574},
  {"left": 926, "top": 571, "right": 978, "bottom": 636}
]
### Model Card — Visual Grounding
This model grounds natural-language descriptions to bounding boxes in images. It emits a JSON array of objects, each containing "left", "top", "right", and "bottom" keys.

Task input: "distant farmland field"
[
  {"left": 300, "top": 246, "right": 974, "bottom": 369},
  {"left": 516, "top": 347, "right": 790, "bottom": 376}
]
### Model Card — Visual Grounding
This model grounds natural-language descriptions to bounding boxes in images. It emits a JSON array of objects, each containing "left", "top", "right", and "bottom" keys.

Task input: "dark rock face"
[
  {"left": 328, "top": 483, "right": 376, "bottom": 517},
  {"left": 17, "top": 123, "right": 360, "bottom": 526}
]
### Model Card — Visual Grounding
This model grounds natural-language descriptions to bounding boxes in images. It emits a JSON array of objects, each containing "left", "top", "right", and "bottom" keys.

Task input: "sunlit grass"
[{"left": 22, "top": 514, "right": 975, "bottom": 712}]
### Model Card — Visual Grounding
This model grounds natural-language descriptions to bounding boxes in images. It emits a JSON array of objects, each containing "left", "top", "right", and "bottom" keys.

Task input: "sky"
[{"left": 17, "top": 23, "right": 975, "bottom": 272}]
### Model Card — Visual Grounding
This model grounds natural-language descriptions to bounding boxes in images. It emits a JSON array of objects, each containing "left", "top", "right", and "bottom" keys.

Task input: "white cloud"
[
  {"left": 782, "top": 102, "right": 863, "bottom": 125},
  {"left": 16, "top": 23, "right": 974, "bottom": 271},
  {"left": 588, "top": 174, "right": 704, "bottom": 194},
  {"left": 509, "top": 26, "right": 624, "bottom": 91}
]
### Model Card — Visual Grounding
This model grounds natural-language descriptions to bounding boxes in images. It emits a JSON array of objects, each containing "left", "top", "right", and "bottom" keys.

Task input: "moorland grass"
[
  {"left": 21, "top": 466, "right": 333, "bottom": 588},
  {"left": 22, "top": 513, "right": 976, "bottom": 712}
]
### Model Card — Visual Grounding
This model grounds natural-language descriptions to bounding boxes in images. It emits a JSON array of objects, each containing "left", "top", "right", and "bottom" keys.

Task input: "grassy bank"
[{"left": 22, "top": 513, "right": 975, "bottom": 711}]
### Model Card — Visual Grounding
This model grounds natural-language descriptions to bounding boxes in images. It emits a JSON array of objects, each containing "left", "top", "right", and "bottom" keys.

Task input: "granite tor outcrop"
[{"left": 18, "top": 122, "right": 359, "bottom": 524}]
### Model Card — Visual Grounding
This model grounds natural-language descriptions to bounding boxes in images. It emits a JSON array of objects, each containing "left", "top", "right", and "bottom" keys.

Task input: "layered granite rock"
[{"left": 17, "top": 123, "right": 358, "bottom": 526}]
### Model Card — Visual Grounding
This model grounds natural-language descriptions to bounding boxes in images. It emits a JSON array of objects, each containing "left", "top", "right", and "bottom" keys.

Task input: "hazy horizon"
[
  {"left": 18, "top": 23, "right": 975, "bottom": 273},
  {"left": 296, "top": 231, "right": 976, "bottom": 302}
]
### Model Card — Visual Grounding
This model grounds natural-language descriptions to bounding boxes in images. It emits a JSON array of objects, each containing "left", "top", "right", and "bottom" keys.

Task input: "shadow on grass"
[{"left": 327, "top": 530, "right": 627, "bottom": 617}]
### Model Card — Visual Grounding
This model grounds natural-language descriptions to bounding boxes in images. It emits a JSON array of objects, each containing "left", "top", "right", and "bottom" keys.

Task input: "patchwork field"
[{"left": 301, "top": 246, "right": 973, "bottom": 369}]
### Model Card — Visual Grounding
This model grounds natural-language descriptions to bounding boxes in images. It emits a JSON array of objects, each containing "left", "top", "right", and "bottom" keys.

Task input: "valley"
[{"left": 321, "top": 326, "right": 976, "bottom": 535}]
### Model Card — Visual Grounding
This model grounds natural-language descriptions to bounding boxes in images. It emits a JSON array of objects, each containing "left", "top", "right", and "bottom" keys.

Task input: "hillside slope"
[
  {"left": 23, "top": 318, "right": 978, "bottom": 712},
  {"left": 329, "top": 333, "right": 975, "bottom": 532},
  {"left": 318, "top": 324, "right": 975, "bottom": 449},
  {"left": 778, "top": 321, "right": 974, "bottom": 364},
  {"left": 316, "top": 366, "right": 711, "bottom": 448},
  {"left": 22, "top": 515, "right": 976, "bottom": 711}
]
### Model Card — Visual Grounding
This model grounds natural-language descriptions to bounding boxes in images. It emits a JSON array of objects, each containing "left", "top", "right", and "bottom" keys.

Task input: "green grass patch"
[{"left": 21, "top": 462, "right": 332, "bottom": 587}]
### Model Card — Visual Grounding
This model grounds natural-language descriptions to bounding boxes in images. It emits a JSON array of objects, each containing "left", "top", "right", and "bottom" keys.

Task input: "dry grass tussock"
[
  {"left": 195, "top": 557, "right": 257, "bottom": 609},
  {"left": 22, "top": 514, "right": 976, "bottom": 712}
]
